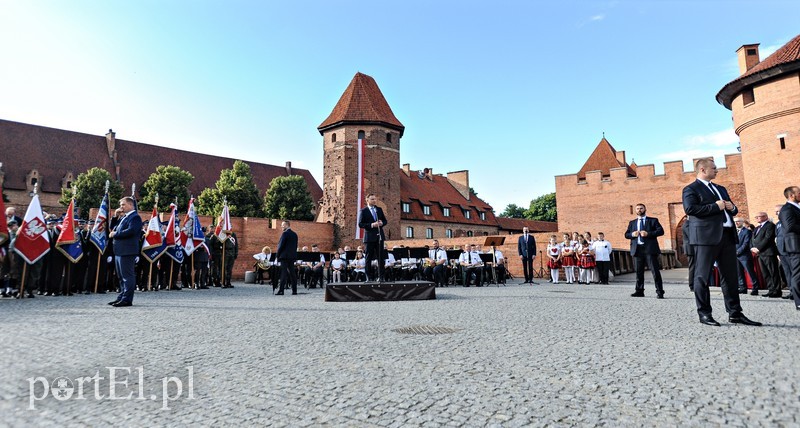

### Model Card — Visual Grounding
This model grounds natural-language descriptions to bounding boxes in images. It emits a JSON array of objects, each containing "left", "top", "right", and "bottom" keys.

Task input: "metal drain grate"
[
  {"left": 547, "top": 290, "right": 575, "bottom": 294},
  {"left": 393, "top": 325, "right": 460, "bottom": 335}
]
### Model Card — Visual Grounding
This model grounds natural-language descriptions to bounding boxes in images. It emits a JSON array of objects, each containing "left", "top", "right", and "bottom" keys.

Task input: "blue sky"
[{"left": 1, "top": 0, "right": 798, "bottom": 212}]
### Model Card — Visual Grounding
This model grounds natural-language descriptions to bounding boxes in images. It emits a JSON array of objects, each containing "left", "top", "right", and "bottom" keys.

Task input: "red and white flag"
[
  {"left": 215, "top": 202, "right": 232, "bottom": 242},
  {"left": 142, "top": 206, "right": 163, "bottom": 250},
  {"left": 180, "top": 198, "right": 204, "bottom": 255},
  {"left": 355, "top": 138, "right": 366, "bottom": 239},
  {"left": 56, "top": 199, "right": 78, "bottom": 246},
  {"left": 13, "top": 194, "right": 50, "bottom": 264},
  {"left": 164, "top": 203, "right": 177, "bottom": 247}
]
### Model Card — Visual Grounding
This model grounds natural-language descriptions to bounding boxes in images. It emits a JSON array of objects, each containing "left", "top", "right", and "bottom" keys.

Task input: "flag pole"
[
  {"left": 148, "top": 262, "right": 153, "bottom": 291},
  {"left": 169, "top": 259, "right": 174, "bottom": 290},
  {"left": 94, "top": 180, "right": 110, "bottom": 294},
  {"left": 222, "top": 242, "right": 226, "bottom": 286},
  {"left": 18, "top": 182, "right": 40, "bottom": 299}
]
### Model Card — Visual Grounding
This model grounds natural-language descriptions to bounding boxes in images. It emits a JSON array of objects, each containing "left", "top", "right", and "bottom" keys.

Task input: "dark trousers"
[
  {"left": 596, "top": 260, "right": 610, "bottom": 284},
  {"left": 692, "top": 229, "right": 743, "bottom": 318},
  {"left": 520, "top": 256, "right": 534, "bottom": 282},
  {"left": 757, "top": 254, "right": 781, "bottom": 295},
  {"left": 278, "top": 259, "right": 297, "bottom": 293},
  {"left": 115, "top": 255, "right": 136, "bottom": 303},
  {"left": 783, "top": 253, "right": 800, "bottom": 307},
  {"left": 687, "top": 255, "right": 695, "bottom": 291},
  {"left": 736, "top": 255, "right": 759, "bottom": 291},
  {"left": 634, "top": 253, "right": 663, "bottom": 294},
  {"left": 364, "top": 241, "right": 380, "bottom": 281}
]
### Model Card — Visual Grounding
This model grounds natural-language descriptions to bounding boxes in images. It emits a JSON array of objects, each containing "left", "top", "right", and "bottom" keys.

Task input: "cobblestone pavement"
[{"left": 2, "top": 269, "right": 799, "bottom": 427}]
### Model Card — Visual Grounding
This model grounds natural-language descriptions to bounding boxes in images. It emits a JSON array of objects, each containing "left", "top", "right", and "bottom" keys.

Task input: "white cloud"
[
  {"left": 590, "top": 14, "right": 605, "bottom": 21},
  {"left": 680, "top": 129, "right": 737, "bottom": 147},
  {"left": 655, "top": 129, "right": 739, "bottom": 170}
]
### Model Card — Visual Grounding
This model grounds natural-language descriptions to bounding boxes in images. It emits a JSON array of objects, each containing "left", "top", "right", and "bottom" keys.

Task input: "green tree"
[
  {"left": 139, "top": 165, "right": 194, "bottom": 212},
  {"left": 525, "top": 192, "right": 557, "bottom": 222},
  {"left": 197, "top": 160, "right": 263, "bottom": 217},
  {"left": 262, "top": 175, "right": 315, "bottom": 221},
  {"left": 59, "top": 167, "right": 124, "bottom": 218},
  {"left": 499, "top": 203, "right": 526, "bottom": 218}
]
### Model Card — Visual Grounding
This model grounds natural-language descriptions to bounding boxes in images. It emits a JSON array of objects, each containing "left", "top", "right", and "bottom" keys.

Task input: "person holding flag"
[
  {"left": 214, "top": 200, "right": 233, "bottom": 287},
  {"left": 88, "top": 184, "right": 111, "bottom": 293},
  {"left": 12, "top": 185, "right": 50, "bottom": 298},
  {"left": 179, "top": 198, "right": 204, "bottom": 289},
  {"left": 56, "top": 195, "right": 85, "bottom": 295},
  {"left": 108, "top": 196, "right": 142, "bottom": 307}
]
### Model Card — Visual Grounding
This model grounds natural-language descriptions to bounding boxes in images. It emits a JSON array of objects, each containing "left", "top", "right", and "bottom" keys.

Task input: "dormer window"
[
  {"left": 443, "top": 207, "right": 450, "bottom": 217},
  {"left": 402, "top": 202, "right": 410, "bottom": 213},
  {"left": 423, "top": 205, "right": 431, "bottom": 215},
  {"left": 463, "top": 209, "right": 471, "bottom": 219}
]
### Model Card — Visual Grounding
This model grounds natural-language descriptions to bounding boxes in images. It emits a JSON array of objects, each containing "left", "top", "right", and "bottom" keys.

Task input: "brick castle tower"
[
  {"left": 716, "top": 34, "right": 800, "bottom": 213},
  {"left": 317, "top": 72, "right": 405, "bottom": 246}
]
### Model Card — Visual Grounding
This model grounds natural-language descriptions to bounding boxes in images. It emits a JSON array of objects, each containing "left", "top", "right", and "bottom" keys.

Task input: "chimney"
[
  {"left": 285, "top": 161, "right": 293, "bottom": 175},
  {"left": 402, "top": 163, "right": 410, "bottom": 176},
  {"left": 105, "top": 129, "right": 116, "bottom": 160},
  {"left": 447, "top": 170, "right": 470, "bottom": 200},
  {"left": 425, "top": 167, "right": 434, "bottom": 181},
  {"left": 736, "top": 44, "right": 760, "bottom": 75},
  {"left": 615, "top": 150, "right": 626, "bottom": 165}
]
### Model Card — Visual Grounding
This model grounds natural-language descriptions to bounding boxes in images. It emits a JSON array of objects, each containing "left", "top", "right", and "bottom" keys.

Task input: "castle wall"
[
  {"left": 555, "top": 154, "right": 747, "bottom": 252},
  {"left": 732, "top": 72, "right": 800, "bottom": 215}
]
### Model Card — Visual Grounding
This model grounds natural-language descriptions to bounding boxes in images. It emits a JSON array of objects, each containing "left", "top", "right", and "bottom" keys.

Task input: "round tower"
[
  {"left": 317, "top": 72, "right": 404, "bottom": 246},
  {"left": 717, "top": 35, "right": 800, "bottom": 214}
]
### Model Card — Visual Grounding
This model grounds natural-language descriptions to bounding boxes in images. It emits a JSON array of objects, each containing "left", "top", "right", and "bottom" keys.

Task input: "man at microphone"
[{"left": 358, "top": 194, "right": 388, "bottom": 282}]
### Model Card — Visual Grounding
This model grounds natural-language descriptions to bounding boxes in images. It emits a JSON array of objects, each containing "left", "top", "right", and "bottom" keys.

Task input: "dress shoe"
[
  {"left": 656, "top": 294, "right": 664, "bottom": 299},
  {"left": 728, "top": 314, "right": 762, "bottom": 326},
  {"left": 291, "top": 292, "right": 297, "bottom": 295},
  {"left": 97, "top": 290, "right": 106, "bottom": 294},
  {"left": 37, "top": 291, "right": 44, "bottom": 295},
  {"left": 275, "top": 291, "right": 284, "bottom": 295},
  {"left": 26, "top": 293, "right": 35, "bottom": 298},
  {"left": 782, "top": 294, "right": 793, "bottom": 299},
  {"left": 108, "top": 300, "right": 120, "bottom": 305},
  {"left": 738, "top": 289, "right": 747, "bottom": 294},
  {"left": 630, "top": 291, "right": 645, "bottom": 297},
  {"left": 750, "top": 290, "right": 759, "bottom": 296},
  {"left": 112, "top": 301, "right": 132, "bottom": 307},
  {"left": 699, "top": 316, "right": 721, "bottom": 326}
]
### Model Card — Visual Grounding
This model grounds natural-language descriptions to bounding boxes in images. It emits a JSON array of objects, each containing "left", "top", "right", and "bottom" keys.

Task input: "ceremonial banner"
[
  {"left": 142, "top": 207, "right": 163, "bottom": 251},
  {"left": 180, "top": 198, "right": 204, "bottom": 255},
  {"left": 142, "top": 238, "right": 167, "bottom": 263},
  {"left": 215, "top": 202, "right": 231, "bottom": 242},
  {"left": 89, "top": 192, "right": 110, "bottom": 252},
  {"left": 164, "top": 204, "right": 177, "bottom": 248},
  {"left": 13, "top": 194, "right": 50, "bottom": 264},
  {"left": 56, "top": 199, "right": 84, "bottom": 263},
  {"left": 356, "top": 138, "right": 366, "bottom": 239}
]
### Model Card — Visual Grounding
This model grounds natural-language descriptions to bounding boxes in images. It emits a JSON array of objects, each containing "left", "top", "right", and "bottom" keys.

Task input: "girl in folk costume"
[
  {"left": 560, "top": 233, "right": 578, "bottom": 284},
  {"left": 577, "top": 237, "right": 596, "bottom": 284},
  {"left": 546, "top": 235, "right": 561, "bottom": 283},
  {"left": 584, "top": 232, "right": 599, "bottom": 284}
]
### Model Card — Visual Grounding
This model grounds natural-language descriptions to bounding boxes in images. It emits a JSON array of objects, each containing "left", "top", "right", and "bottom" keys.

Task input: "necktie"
[
  {"left": 638, "top": 218, "right": 644, "bottom": 244},
  {"left": 468, "top": 252, "right": 471, "bottom": 263},
  {"left": 371, "top": 207, "right": 377, "bottom": 221},
  {"left": 708, "top": 182, "right": 733, "bottom": 227}
]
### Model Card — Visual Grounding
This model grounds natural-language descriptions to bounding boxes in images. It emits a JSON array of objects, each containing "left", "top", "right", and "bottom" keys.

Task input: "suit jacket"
[
  {"left": 682, "top": 179, "right": 738, "bottom": 246},
  {"left": 276, "top": 228, "right": 298, "bottom": 261},
  {"left": 518, "top": 234, "right": 537, "bottom": 258},
  {"left": 681, "top": 219, "right": 693, "bottom": 256},
  {"left": 735, "top": 227, "right": 753, "bottom": 258},
  {"left": 779, "top": 202, "right": 800, "bottom": 254},
  {"left": 358, "top": 205, "right": 388, "bottom": 243},
  {"left": 751, "top": 221, "right": 777, "bottom": 257},
  {"left": 624, "top": 216, "right": 664, "bottom": 256},
  {"left": 112, "top": 211, "right": 143, "bottom": 256}
]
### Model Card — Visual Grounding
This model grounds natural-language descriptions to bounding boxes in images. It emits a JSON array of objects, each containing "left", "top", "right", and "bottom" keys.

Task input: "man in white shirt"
[
  {"left": 591, "top": 232, "right": 613, "bottom": 284},
  {"left": 459, "top": 244, "right": 483, "bottom": 287},
  {"left": 424, "top": 240, "right": 448, "bottom": 286}
]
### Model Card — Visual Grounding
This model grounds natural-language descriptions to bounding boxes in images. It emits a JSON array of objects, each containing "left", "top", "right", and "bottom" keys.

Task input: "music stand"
[
  {"left": 478, "top": 253, "right": 498, "bottom": 286},
  {"left": 446, "top": 249, "right": 464, "bottom": 286},
  {"left": 482, "top": 236, "right": 515, "bottom": 284}
]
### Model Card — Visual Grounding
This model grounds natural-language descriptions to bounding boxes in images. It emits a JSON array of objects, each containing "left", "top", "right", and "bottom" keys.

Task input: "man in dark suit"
[
  {"left": 774, "top": 204, "right": 793, "bottom": 300},
  {"left": 778, "top": 186, "right": 800, "bottom": 310},
  {"left": 358, "top": 194, "right": 387, "bottom": 282},
  {"left": 108, "top": 197, "right": 142, "bottom": 307},
  {"left": 751, "top": 211, "right": 781, "bottom": 298},
  {"left": 682, "top": 158, "right": 760, "bottom": 326},
  {"left": 734, "top": 217, "right": 759, "bottom": 295},
  {"left": 682, "top": 219, "right": 695, "bottom": 292},
  {"left": 276, "top": 220, "right": 298, "bottom": 295},
  {"left": 624, "top": 203, "right": 665, "bottom": 298},
  {"left": 517, "top": 227, "right": 537, "bottom": 284}
]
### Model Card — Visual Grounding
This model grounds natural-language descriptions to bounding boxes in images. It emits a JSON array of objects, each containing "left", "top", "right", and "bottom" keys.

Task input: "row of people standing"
[{"left": 544, "top": 231, "right": 613, "bottom": 285}]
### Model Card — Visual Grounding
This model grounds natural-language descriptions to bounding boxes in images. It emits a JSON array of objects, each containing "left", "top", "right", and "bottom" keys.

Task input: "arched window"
[
  {"left": 331, "top": 133, "right": 337, "bottom": 142},
  {"left": 467, "top": 231, "right": 474, "bottom": 237},
  {"left": 357, "top": 130, "right": 365, "bottom": 140},
  {"left": 386, "top": 133, "right": 392, "bottom": 143}
]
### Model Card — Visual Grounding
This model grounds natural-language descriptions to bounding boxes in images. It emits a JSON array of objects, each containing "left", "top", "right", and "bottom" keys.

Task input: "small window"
[
  {"left": 746, "top": 48, "right": 758, "bottom": 56},
  {"left": 406, "top": 227, "right": 414, "bottom": 238},
  {"left": 780, "top": 137, "right": 786, "bottom": 150},
  {"left": 467, "top": 231, "right": 474, "bottom": 237},
  {"left": 443, "top": 207, "right": 450, "bottom": 217},
  {"left": 423, "top": 205, "right": 431, "bottom": 215},
  {"left": 479, "top": 212, "right": 486, "bottom": 220},
  {"left": 742, "top": 88, "right": 754, "bottom": 105},
  {"left": 31, "top": 177, "right": 38, "bottom": 186},
  {"left": 386, "top": 133, "right": 392, "bottom": 143},
  {"left": 357, "top": 130, "right": 366, "bottom": 140},
  {"left": 446, "top": 229, "right": 453, "bottom": 238},
  {"left": 402, "top": 202, "right": 410, "bottom": 213},
  {"left": 65, "top": 181, "right": 72, "bottom": 188},
  {"left": 332, "top": 133, "right": 337, "bottom": 142},
  {"left": 426, "top": 228, "right": 433, "bottom": 239},
  {"left": 463, "top": 209, "right": 471, "bottom": 219}
]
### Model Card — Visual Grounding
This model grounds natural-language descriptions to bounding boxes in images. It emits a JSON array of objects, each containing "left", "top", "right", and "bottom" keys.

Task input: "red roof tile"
[
  {"left": 717, "top": 34, "right": 800, "bottom": 109},
  {"left": 318, "top": 72, "right": 405, "bottom": 135},
  {"left": 576, "top": 137, "right": 636, "bottom": 180},
  {"left": 495, "top": 217, "right": 558, "bottom": 233},
  {"left": 0, "top": 119, "right": 322, "bottom": 203},
  {"left": 399, "top": 169, "right": 496, "bottom": 225}
]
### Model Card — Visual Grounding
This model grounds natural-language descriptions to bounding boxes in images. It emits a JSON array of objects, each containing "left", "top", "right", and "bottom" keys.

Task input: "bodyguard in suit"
[
  {"left": 778, "top": 186, "right": 800, "bottom": 310},
  {"left": 750, "top": 211, "right": 781, "bottom": 297},
  {"left": 682, "top": 219, "right": 695, "bottom": 292},
  {"left": 774, "top": 204, "right": 792, "bottom": 300},
  {"left": 108, "top": 197, "right": 143, "bottom": 307},
  {"left": 682, "top": 158, "right": 760, "bottom": 326},
  {"left": 276, "top": 220, "right": 298, "bottom": 295},
  {"left": 734, "top": 217, "right": 759, "bottom": 295},
  {"left": 624, "top": 203, "right": 665, "bottom": 298},
  {"left": 358, "top": 194, "right": 388, "bottom": 282},
  {"left": 518, "top": 227, "right": 537, "bottom": 283}
]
